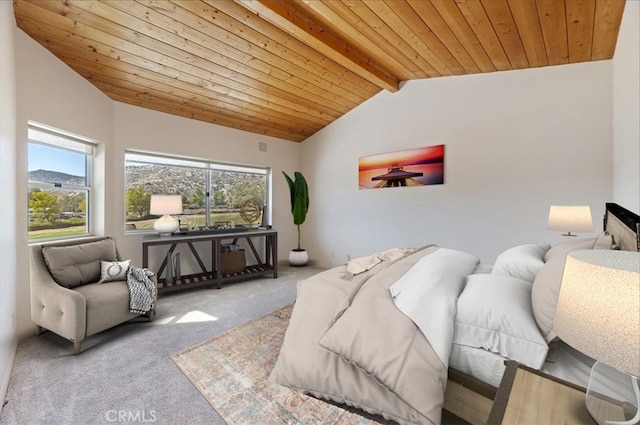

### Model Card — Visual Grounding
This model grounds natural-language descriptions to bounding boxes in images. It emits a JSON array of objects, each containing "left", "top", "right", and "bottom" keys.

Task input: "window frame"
[
  {"left": 124, "top": 150, "right": 271, "bottom": 233},
  {"left": 27, "top": 123, "right": 96, "bottom": 241}
]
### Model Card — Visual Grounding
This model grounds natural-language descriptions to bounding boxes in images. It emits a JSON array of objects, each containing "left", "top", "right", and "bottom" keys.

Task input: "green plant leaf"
[
  {"left": 283, "top": 171, "right": 309, "bottom": 250},
  {"left": 291, "top": 172, "right": 308, "bottom": 226},
  {"left": 282, "top": 171, "right": 296, "bottom": 215}
]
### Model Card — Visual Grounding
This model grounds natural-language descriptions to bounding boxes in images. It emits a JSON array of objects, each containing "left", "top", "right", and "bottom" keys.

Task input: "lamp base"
[
  {"left": 154, "top": 215, "right": 179, "bottom": 235},
  {"left": 585, "top": 361, "right": 640, "bottom": 425}
]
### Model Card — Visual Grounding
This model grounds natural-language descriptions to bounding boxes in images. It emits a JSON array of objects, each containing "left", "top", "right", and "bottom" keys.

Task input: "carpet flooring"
[
  {"left": 0, "top": 265, "right": 325, "bottom": 425},
  {"left": 172, "top": 304, "right": 382, "bottom": 425}
]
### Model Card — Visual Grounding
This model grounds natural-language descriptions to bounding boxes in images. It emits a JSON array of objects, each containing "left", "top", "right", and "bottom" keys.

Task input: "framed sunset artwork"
[{"left": 358, "top": 144, "right": 445, "bottom": 189}]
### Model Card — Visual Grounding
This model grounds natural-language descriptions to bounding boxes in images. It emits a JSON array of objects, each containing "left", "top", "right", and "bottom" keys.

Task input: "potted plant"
[{"left": 283, "top": 171, "right": 309, "bottom": 266}]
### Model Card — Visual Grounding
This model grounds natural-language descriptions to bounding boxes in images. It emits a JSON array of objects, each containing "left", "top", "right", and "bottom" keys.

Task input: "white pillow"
[
  {"left": 98, "top": 259, "right": 131, "bottom": 283},
  {"left": 532, "top": 234, "right": 613, "bottom": 342},
  {"left": 454, "top": 274, "right": 549, "bottom": 369},
  {"left": 492, "top": 243, "right": 550, "bottom": 283}
]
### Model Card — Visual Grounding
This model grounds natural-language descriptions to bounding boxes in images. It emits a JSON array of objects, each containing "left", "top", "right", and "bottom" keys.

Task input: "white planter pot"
[{"left": 289, "top": 249, "right": 308, "bottom": 266}]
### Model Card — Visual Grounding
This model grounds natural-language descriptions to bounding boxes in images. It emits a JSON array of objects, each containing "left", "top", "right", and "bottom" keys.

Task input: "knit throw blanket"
[{"left": 126, "top": 267, "right": 157, "bottom": 314}]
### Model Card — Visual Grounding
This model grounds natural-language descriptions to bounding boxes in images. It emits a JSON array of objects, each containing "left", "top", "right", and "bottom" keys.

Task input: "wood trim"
[
  {"left": 444, "top": 368, "right": 498, "bottom": 425},
  {"left": 448, "top": 367, "right": 498, "bottom": 400},
  {"left": 486, "top": 361, "right": 519, "bottom": 424}
]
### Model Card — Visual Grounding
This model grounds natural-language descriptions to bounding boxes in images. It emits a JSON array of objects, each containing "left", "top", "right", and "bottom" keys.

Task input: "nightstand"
[{"left": 487, "top": 361, "right": 596, "bottom": 424}]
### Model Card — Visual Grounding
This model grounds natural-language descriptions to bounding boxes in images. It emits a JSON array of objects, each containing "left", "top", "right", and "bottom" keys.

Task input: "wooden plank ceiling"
[{"left": 13, "top": 0, "right": 625, "bottom": 143}]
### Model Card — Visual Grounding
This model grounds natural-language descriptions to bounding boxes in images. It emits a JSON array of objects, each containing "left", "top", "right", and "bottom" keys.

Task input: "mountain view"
[
  {"left": 28, "top": 167, "right": 265, "bottom": 206},
  {"left": 28, "top": 169, "right": 85, "bottom": 185},
  {"left": 125, "top": 165, "right": 266, "bottom": 209}
]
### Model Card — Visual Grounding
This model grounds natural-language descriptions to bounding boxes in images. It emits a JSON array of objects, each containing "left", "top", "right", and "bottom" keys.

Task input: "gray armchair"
[{"left": 30, "top": 236, "right": 155, "bottom": 354}]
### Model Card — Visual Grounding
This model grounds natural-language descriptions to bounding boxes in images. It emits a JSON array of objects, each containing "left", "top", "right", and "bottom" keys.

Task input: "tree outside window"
[{"left": 125, "top": 152, "right": 269, "bottom": 232}]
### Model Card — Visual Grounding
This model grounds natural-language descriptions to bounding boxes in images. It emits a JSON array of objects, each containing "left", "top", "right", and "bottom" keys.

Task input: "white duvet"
[{"left": 390, "top": 248, "right": 479, "bottom": 367}]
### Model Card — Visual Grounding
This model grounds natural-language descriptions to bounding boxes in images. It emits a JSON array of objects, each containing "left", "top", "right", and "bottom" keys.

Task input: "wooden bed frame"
[{"left": 441, "top": 203, "right": 640, "bottom": 424}]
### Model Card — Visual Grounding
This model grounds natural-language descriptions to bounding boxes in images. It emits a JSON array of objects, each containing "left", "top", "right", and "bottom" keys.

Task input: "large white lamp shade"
[
  {"left": 547, "top": 205, "right": 594, "bottom": 236},
  {"left": 555, "top": 249, "right": 640, "bottom": 424},
  {"left": 150, "top": 195, "right": 182, "bottom": 235}
]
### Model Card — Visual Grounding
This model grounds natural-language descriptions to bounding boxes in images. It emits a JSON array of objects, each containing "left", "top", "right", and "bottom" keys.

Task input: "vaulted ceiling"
[{"left": 13, "top": 0, "right": 625, "bottom": 142}]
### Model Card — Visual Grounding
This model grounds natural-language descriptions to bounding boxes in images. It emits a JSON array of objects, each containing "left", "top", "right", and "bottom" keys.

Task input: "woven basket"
[{"left": 220, "top": 249, "right": 246, "bottom": 275}]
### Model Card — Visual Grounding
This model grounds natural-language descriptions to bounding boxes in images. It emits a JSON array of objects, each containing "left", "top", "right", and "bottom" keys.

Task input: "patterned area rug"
[{"left": 171, "top": 304, "right": 381, "bottom": 425}]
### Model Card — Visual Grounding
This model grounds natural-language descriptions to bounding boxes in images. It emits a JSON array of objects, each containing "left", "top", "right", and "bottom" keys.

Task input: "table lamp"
[
  {"left": 150, "top": 194, "right": 182, "bottom": 235},
  {"left": 547, "top": 205, "right": 594, "bottom": 236},
  {"left": 554, "top": 250, "right": 640, "bottom": 425}
]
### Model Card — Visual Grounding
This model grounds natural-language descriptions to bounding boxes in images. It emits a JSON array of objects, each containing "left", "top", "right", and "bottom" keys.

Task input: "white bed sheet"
[{"left": 449, "top": 340, "right": 596, "bottom": 389}]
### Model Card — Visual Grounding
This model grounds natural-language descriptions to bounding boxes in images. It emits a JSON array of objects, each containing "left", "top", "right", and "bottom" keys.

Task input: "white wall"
[
  {"left": 302, "top": 62, "right": 614, "bottom": 265},
  {"left": 613, "top": 0, "right": 640, "bottom": 213},
  {"left": 0, "top": 0, "right": 19, "bottom": 408}
]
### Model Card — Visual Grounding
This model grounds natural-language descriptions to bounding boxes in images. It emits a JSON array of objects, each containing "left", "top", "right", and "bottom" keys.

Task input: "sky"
[
  {"left": 358, "top": 145, "right": 445, "bottom": 171},
  {"left": 28, "top": 143, "right": 86, "bottom": 177}
]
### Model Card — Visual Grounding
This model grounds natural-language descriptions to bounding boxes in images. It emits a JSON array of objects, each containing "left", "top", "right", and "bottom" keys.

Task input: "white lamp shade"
[
  {"left": 547, "top": 205, "right": 594, "bottom": 235},
  {"left": 150, "top": 195, "right": 183, "bottom": 215},
  {"left": 554, "top": 250, "right": 640, "bottom": 377},
  {"left": 150, "top": 195, "right": 182, "bottom": 235}
]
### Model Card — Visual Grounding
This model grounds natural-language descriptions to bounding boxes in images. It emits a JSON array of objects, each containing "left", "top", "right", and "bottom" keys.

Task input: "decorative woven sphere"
[{"left": 240, "top": 199, "right": 262, "bottom": 224}]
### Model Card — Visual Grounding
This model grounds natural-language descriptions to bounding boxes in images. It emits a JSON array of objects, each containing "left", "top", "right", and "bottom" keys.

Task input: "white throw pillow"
[
  {"left": 98, "top": 259, "right": 131, "bottom": 283},
  {"left": 454, "top": 274, "right": 549, "bottom": 369},
  {"left": 492, "top": 243, "right": 550, "bottom": 283}
]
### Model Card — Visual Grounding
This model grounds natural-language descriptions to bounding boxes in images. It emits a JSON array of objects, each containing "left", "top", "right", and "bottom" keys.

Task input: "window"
[
  {"left": 124, "top": 151, "right": 269, "bottom": 231},
  {"left": 28, "top": 124, "right": 95, "bottom": 240}
]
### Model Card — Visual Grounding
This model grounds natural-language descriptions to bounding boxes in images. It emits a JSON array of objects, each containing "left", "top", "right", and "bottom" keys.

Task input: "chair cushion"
[
  {"left": 74, "top": 281, "right": 139, "bottom": 336},
  {"left": 42, "top": 239, "right": 118, "bottom": 288}
]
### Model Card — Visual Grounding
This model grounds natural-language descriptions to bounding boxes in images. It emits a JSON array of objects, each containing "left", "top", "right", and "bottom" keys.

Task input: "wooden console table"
[{"left": 142, "top": 229, "right": 277, "bottom": 293}]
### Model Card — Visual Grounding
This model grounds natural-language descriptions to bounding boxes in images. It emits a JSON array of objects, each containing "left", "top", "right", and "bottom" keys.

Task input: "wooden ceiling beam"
[
  {"left": 236, "top": 0, "right": 400, "bottom": 93},
  {"left": 332, "top": 0, "right": 440, "bottom": 78},
  {"left": 187, "top": 0, "right": 379, "bottom": 98},
  {"left": 299, "top": 0, "right": 418, "bottom": 80}
]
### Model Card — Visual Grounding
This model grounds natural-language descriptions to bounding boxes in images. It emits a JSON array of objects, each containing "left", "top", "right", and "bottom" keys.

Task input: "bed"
[{"left": 269, "top": 203, "right": 640, "bottom": 425}]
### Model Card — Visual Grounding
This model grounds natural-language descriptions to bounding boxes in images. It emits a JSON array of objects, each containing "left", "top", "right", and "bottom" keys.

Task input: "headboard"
[{"left": 604, "top": 203, "right": 640, "bottom": 252}]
